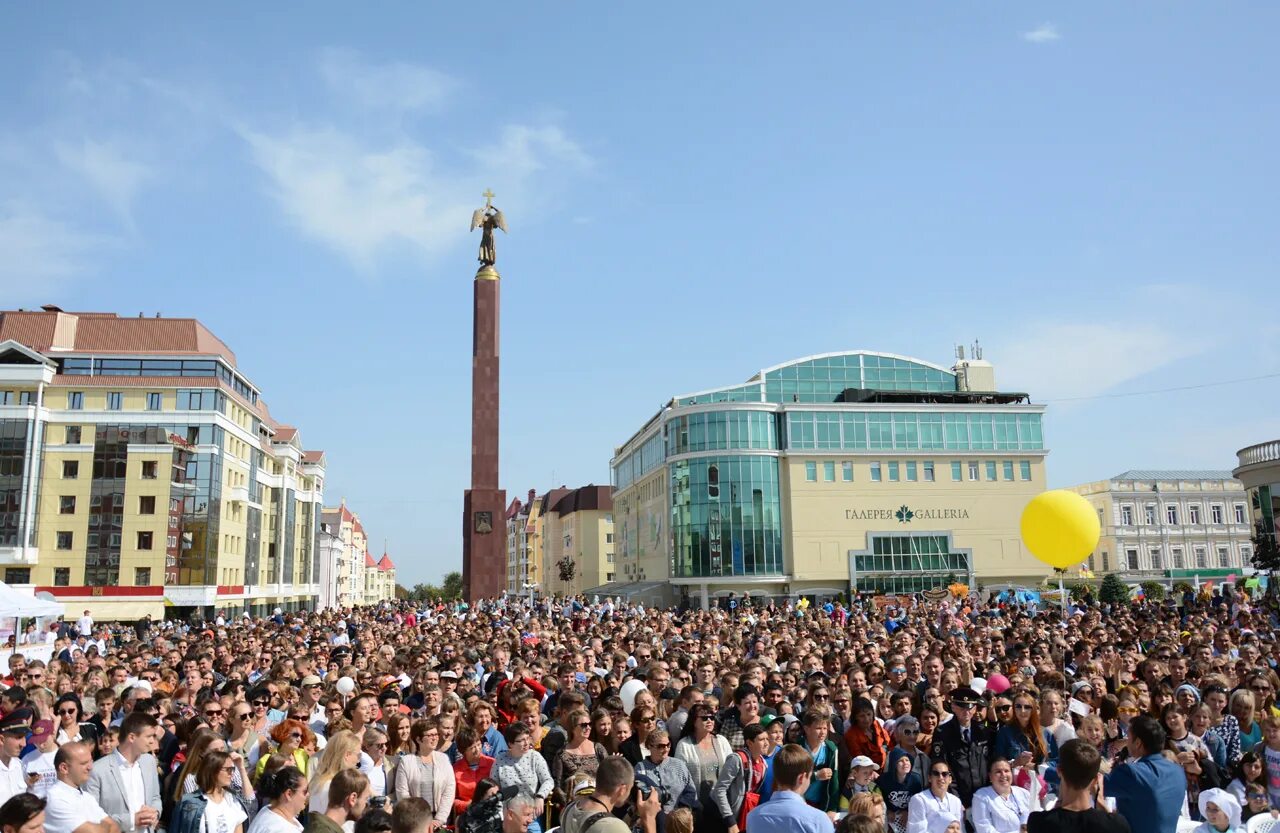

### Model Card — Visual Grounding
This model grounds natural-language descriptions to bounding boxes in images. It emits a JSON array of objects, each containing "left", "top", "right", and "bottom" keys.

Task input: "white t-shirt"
[
  {"left": 45, "top": 780, "right": 110, "bottom": 833},
  {"left": 0, "top": 756, "right": 27, "bottom": 806},
  {"left": 358, "top": 753, "right": 387, "bottom": 796},
  {"left": 204, "top": 792, "right": 249, "bottom": 833},
  {"left": 246, "top": 807, "right": 304, "bottom": 833},
  {"left": 23, "top": 748, "right": 58, "bottom": 798}
]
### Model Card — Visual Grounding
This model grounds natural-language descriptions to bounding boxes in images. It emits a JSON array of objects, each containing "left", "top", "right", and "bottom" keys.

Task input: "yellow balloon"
[{"left": 1020, "top": 490, "right": 1101, "bottom": 570}]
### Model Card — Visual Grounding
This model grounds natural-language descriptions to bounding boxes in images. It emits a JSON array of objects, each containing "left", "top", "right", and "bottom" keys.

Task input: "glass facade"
[
  {"left": 675, "top": 353, "right": 958, "bottom": 406},
  {"left": 666, "top": 410, "right": 778, "bottom": 455},
  {"left": 852, "top": 534, "right": 972, "bottom": 594},
  {"left": 670, "top": 456, "right": 783, "bottom": 579},
  {"left": 1248, "top": 483, "right": 1278, "bottom": 570},
  {"left": 786, "top": 411, "right": 1042, "bottom": 451},
  {"left": 58, "top": 357, "right": 258, "bottom": 404},
  {"left": 0, "top": 420, "right": 29, "bottom": 547}
]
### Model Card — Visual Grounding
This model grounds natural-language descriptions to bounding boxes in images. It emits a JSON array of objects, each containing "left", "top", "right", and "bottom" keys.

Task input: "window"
[
  {"left": 1189, "top": 505, "right": 1201, "bottom": 525},
  {"left": 67, "top": 392, "right": 83, "bottom": 410},
  {"left": 841, "top": 461, "right": 853, "bottom": 482},
  {"left": 146, "top": 392, "right": 162, "bottom": 411},
  {"left": 19, "top": 391, "right": 32, "bottom": 405},
  {"left": 1241, "top": 545, "right": 1253, "bottom": 566},
  {"left": 1101, "top": 552, "right": 1109, "bottom": 572},
  {"left": 141, "top": 461, "right": 158, "bottom": 479},
  {"left": 1019, "top": 460, "right": 1032, "bottom": 480},
  {"left": 923, "top": 461, "right": 935, "bottom": 482},
  {"left": 906, "top": 461, "right": 917, "bottom": 482},
  {"left": 1165, "top": 504, "right": 1178, "bottom": 525},
  {"left": 1149, "top": 548, "right": 1162, "bottom": 570},
  {"left": 137, "top": 531, "right": 153, "bottom": 550},
  {"left": 888, "top": 461, "right": 900, "bottom": 482},
  {"left": 1194, "top": 546, "right": 1207, "bottom": 568},
  {"left": 804, "top": 461, "right": 817, "bottom": 482},
  {"left": 707, "top": 464, "right": 720, "bottom": 498},
  {"left": 1211, "top": 505, "right": 1224, "bottom": 525},
  {"left": 139, "top": 495, "right": 156, "bottom": 515},
  {"left": 107, "top": 392, "right": 122, "bottom": 410},
  {"left": 59, "top": 496, "right": 75, "bottom": 514},
  {"left": 4, "top": 568, "right": 30, "bottom": 585},
  {"left": 951, "top": 462, "right": 963, "bottom": 481},
  {"left": 823, "top": 461, "right": 835, "bottom": 482},
  {"left": 1120, "top": 505, "right": 1134, "bottom": 526},
  {"left": 135, "top": 568, "right": 151, "bottom": 586},
  {"left": 1217, "top": 547, "right": 1230, "bottom": 568},
  {"left": 605, "top": 572, "right": 616, "bottom": 582},
  {"left": 968, "top": 461, "right": 980, "bottom": 481},
  {"left": 1235, "top": 504, "right": 1247, "bottom": 524},
  {"left": 56, "top": 531, "right": 73, "bottom": 550},
  {"left": 0, "top": 392, "right": 9, "bottom": 405},
  {"left": 1002, "top": 461, "right": 1014, "bottom": 481},
  {"left": 1126, "top": 548, "right": 1139, "bottom": 570},
  {"left": 985, "top": 461, "right": 997, "bottom": 481},
  {"left": 65, "top": 426, "right": 81, "bottom": 444},
  {"left": 1172, "top": 547, "right": 1184, "bottom": 568},
  {"left": 1145, "top": 504, "right": 1157, "bottom": 525},
  {"left": 53, "top": 568, "right": 70, "bottom": 586},
  {"left": 62, "top": 460, "right": 78, "bottom": 479},
  {"left": 606, "top": 552, "right": 614, "bottom": 562},
  {"left": 870, "top": 462, "right": 882, "bottom": 482}
]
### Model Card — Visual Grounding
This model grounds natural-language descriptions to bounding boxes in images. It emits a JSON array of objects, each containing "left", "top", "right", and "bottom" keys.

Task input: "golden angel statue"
[{"left": 470, "top": 189, "right": 508, "bottom": 266}]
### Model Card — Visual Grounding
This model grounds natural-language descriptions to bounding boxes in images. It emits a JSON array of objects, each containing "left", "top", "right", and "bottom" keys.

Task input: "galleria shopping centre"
[{"left": 608, "top": 351, "right": 1051, "bottom": 608}]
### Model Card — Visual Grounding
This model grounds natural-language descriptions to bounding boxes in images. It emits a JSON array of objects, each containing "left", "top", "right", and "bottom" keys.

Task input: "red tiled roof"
[
  {"left": 377, "top": 554, "right": 394, "bottom": 570},
  {"left": 549, "top": 485, "right": 613, "bottom": 516},
  {"left": 273, "top": 427, "right": 297, "bottom": 442},
  {"left": 302, "top": 450, "right": 324, "bottom": 464},
  {"left": 364, "top": 553, "right": 377, "bottom": 568},
  {"left": 0, "top": 310, "right": 238, "bottom": 366}
]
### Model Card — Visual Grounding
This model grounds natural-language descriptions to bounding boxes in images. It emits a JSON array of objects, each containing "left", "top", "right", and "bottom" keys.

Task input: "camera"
[{"left": 368, "top": 796, "right": 388, "bottom": 810}]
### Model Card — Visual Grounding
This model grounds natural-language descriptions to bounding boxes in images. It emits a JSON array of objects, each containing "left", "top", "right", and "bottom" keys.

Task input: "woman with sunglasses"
[
  {"left": 635, "top": 729, "right": 697, "bottom": 820},
  {"left": 994, "top": 690, "right": 1057, "bottom": 793},
  {"left": 550, "top": 708, "right": 604, "bottom": 802},
  {"left": 393, "top": 718, "right": 454, "bottom": 830},
  {"left": 621, "top": 705, "right": 659, "bottom": 765},
  {"left": 257, "top": 720, "right": 311, "bottom": 778},
  {"left": 53, "top": 694, "right": 97, "bottom": 746},
  {"left": 225, "top": 702, "right": 263, "bottom": 769},
  {"left": 675, "top": 702, "right": 735, "bottom": 832},
  {"left": 246, "top": 766, "right": 308, "bottom": 833},
  {"left": 906, "top": 763, "right": 964, "bottom": 833},
  {"left": 172, "top": 750, "right": 249, "bottom": 833}
]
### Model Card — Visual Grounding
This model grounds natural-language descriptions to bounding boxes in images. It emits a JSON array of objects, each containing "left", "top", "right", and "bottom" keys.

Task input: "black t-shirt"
[{"left": 1028, "top": 807, "right": 1132, "bottom": 833}]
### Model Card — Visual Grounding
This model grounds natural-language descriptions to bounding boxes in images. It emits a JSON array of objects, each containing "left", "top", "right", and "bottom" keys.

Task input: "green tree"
[
  {"left": 1099, "top": 573, "right": 1129, "bottom": 606},
  {"left": 1250, "top": 521, "right": 1280, "bottom": 573},
  {"left": 441, "top": 571, "right": 463, "bottom": 600},
  {"left": 1139, "top": 581, "right": 1166, "bottom": 601}
]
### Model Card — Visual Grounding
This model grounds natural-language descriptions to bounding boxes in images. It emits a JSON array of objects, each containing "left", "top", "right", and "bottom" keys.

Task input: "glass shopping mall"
[{"left": 609, "top": 351, "right": 1051, "bottom": 608}]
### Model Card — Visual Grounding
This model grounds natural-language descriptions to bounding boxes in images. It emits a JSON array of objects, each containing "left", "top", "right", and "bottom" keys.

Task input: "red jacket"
[
  {"left": 843, "top": 719, "right": 892, "bottom": 769},
  {"left": 495, "top": 676, "right": 548, "bottom": 726},
  {"left": 452, "top": 755, "right": 496, "bottom": 816}
]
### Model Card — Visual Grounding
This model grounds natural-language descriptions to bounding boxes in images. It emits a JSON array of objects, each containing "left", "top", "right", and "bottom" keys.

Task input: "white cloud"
[
  {"left": 997, "top": 321, "right": 1204, "bottom": 402},
  {"left": 0, "top": 207, "right": 105, "bottom": 295},
  {"left": 55, "top": 139, "right": 152, "bottom": 223},
  {"left": 240, "top": 121, "right": 591, "bottom": 271},
  {"left": 318, "top": 48, "right": 456, "bottom": 115},
  {"left": 1022, "top": 23, "right": 1060, "bottom": 43}
]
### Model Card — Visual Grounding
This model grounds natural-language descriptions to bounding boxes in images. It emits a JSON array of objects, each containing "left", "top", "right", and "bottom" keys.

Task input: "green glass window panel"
[
  {"left": 951, "top": 461, "right": 963, "bottom": 481},
  {"left": 870, "top": 462, "right": 882, "bottom": 481},
  {"left": 888, "top": 462, "right": 900, "bottom": 481},
  {"left": 986, "top": 461, "right": 997, "bottom": 481},
  {"left": 823, "top": 461, "right": 835, "bottom": 481},
  {"left": 1020, "top": 460, "right": 1032, "bottom": 480},
  {"left": 805, "top": 461, "right": 817, "bottom": 481},
  {"left": 1003, "top": 460, "right": 1015, "bottom": 480},
  {"left": 906, "top": 461, "right": 918, "bottom": 481}
]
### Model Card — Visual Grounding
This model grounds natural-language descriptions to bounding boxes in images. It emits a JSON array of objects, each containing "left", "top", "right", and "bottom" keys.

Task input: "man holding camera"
[{"left": 558, "top": 756, "right": 660, "bottom": 833}]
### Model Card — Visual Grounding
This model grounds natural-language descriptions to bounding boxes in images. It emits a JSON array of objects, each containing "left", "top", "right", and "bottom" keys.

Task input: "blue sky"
[{"left": 3, "top": 6, "right": 1277, "bottom": 585}]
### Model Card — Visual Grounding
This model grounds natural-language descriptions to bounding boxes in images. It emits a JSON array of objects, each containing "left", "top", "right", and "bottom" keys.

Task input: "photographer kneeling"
[{"left": 558, "top": 756, "right": 660, "bottom": 833}]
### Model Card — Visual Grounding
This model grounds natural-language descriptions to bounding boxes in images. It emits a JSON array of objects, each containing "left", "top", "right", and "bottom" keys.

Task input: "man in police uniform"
[{"left": 929, "top": 686, "right": 990, "bottom": 808}]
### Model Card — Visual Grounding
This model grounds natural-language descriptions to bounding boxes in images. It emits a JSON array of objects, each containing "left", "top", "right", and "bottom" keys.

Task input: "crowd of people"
[{"left": 0, "top": 583, "right": 1276, "bottom": 833}]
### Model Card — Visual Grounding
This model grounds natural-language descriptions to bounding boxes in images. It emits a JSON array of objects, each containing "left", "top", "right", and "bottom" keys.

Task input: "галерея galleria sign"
[{"left": 845, "top": 505, "right": 971, "bottom": 523}]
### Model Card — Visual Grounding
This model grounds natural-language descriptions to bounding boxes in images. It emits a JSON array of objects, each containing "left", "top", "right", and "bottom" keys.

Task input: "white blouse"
[
  {"left": 972, "top": 785, "right": 1032, "bottom": 833},
  {"left": 907, "top": 789, "right": 966, "bottom": 833}
]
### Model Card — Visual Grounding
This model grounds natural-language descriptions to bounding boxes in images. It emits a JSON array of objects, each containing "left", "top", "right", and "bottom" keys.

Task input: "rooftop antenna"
[
  {"left": 955, "top": 344, "right": 966, "bottom": 361},
  {"left": 972, "top": 340, "right": 983, "bottom": 360}
]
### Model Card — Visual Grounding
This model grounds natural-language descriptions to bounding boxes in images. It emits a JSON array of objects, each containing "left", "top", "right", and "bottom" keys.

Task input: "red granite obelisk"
[{"left": 462, "top": 192, "right": 507, "bottom": 601}]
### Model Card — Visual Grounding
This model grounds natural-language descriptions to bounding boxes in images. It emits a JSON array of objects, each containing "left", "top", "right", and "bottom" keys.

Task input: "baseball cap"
[
  {"left": 300, "top": 675, "right": 323, "bottom": 687},
  {"left": 30, "top": 719, "right": 55, "bottom": 745},
  {"left": 850, "top": 755, "right": 880, "bottom": 770},
  {"left": 439, "top": 670, "right": 458, "bottom": 680}
]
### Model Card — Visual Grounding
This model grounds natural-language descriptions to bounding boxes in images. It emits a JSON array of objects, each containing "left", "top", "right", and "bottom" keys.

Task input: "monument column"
[{"left": 462, "top": 191, "right": 507, "bottom": 601}]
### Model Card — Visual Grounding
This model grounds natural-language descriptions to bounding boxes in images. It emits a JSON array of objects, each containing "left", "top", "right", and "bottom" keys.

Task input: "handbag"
[{"left": 736, "top": 751, "right": 763, "bottom": 831}]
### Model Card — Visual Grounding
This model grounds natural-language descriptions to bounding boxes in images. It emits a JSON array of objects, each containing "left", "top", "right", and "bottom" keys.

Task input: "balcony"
[{"left": 1238, "top": 440, "right": 1280, "bottom": 469}]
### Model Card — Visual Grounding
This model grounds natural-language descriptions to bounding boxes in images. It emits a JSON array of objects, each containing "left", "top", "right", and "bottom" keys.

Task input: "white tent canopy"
[{"left": 0, "top": 584, "right": 63, "bottom": 619}]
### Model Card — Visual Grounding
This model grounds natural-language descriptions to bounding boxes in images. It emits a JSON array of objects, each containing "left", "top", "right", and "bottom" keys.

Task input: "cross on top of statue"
[{"left": 470, "top": 189, "right": 507, "bottom": 267}]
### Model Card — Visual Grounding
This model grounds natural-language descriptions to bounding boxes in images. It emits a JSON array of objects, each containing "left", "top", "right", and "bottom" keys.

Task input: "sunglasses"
[
  {"left": 233, "top": 712, "right": 251, "bottom": 720},
  {"left": 58, "top": 708, "right": 78, "bottom": 716},
  {"left": 649, "top": 742, "right": 671, "bottom": 749},
  {"left": 1014, "top": 704, "right": 1034, "bottom": 712},
  {"left": 253, "top": 700, "right": 268, "bottom": 707},
  {"left": 578, "top": 722, "right": 591, "bottom": 728},
  {"left": 931, "top": 771, "right": 952, "bottom": 778},
  {"left": 288, "top": 733, "right": 303, "bottom": 741},
  {"left": 996, "top": 705, "right": 1012, "bottom": 713},
  {"left": 205, "top": 709, "right": 223, "bottom": 716}
]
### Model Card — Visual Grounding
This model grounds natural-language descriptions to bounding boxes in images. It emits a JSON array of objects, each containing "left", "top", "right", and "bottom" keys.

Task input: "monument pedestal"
[{"left": 463, "top": 487, "right": 507, "bottom": 600}]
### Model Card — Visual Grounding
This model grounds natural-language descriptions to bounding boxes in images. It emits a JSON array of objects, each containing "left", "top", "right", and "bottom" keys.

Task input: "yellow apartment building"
[
  {"left": 0, "top": 306, "right": 327, "bottom": 620},
  {"left": 610, "top": 350, "right": 1051, "bottom": 609},
  {"left": 537, "top": 485, "right": 614, "bottom": 598}
]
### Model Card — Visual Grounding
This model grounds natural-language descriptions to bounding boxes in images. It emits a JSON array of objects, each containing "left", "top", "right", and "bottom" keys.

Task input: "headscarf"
[
  {"left": 1198, "top": 788, "right": 1241, "bottom": 832},
  {"left": 927, "top": 814, "right": 962, "bottom": 833},
  {"left": 877, "top": 747, "right": 923, "bottom": 800}
]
